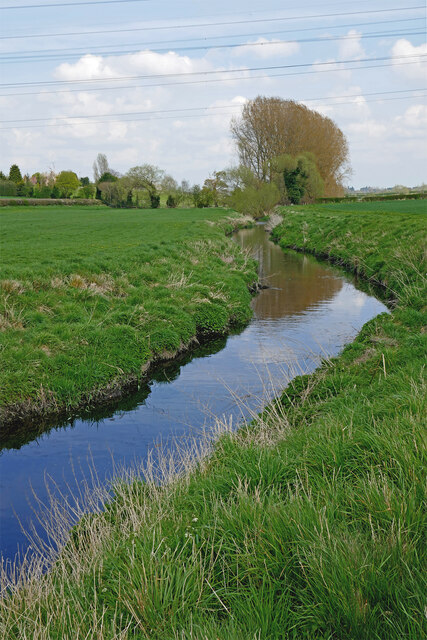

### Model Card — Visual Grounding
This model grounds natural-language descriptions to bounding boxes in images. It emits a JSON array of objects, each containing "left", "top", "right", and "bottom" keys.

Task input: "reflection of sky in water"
[{"left": 0, "top": 227, "right": 388, "bottom": 562}]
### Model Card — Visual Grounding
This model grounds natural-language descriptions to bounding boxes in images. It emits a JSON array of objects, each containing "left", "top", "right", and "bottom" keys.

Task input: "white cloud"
[
  {"left": 233, "top": 38, "right": 299, "bottom": 59},
  {"left": 338, "top": 30, "right": 365, "bottom": 60},
  {"left": 394, "top": 104, "right": 427, "bottom": 136},
  {"left": 311, "top": 57, "right": 353, "bottom": 82},
  {"left": 308, "top": 85, "right": 370, "bottom": 121},
  {"left": 54, "top": 50, "right": 217, "bottom": 82},
  {"left": 347, "top": 119, "right": 387, "bottom": 138},
  {"left": 391, "top": 39, "right": 427, "bottom": 81}
]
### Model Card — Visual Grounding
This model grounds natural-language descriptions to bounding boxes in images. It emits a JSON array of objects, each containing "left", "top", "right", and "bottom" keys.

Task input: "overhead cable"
[
  {"left": 2, "top": 88, "right": 425, "bottom": 124},
  {"left": 0, "top": 0, "right": 151, "bottom": 10},
  {"left": 1, "top": 92, "right": 426, "bottom": 131},
  {"left": 0, "top": 16, "right": 421, "bottom": 56},
  {"left": 2, "top": 5, "right": 424, "bottom": 38},
  {"left": 0, "top": 58, "right": 424, "bottom": 98},
  {"left": 2, "top": 53, "right": 425, "bottom": 88},
  {"left": 2, "top": 28, "right": 424, "bottom": 63}
]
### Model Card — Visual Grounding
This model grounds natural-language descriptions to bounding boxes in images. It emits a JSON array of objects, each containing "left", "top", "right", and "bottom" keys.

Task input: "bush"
[
  {"left": 150, "top": 193, "right": 160, "bottom": 209},
  {"left": 34, "top": 185, "right": 53, "bottom": 199},
  {"left": 16, "top": 183, "right": 34, "bottom": 197},
  {"left": 166, "top": 194, "right": 177, "bottom": 208},
  {"left": 231, "top": 183, "right": 280, "bottom": 218}
]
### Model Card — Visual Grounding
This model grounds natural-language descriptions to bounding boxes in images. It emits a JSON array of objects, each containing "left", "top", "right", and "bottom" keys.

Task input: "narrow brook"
[{"left": 0, "top": 225, "right": 388, "bottom": 562}]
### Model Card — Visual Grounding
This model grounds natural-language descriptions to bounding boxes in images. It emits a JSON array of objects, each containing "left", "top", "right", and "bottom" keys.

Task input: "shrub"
[
  {"left": 150, "top": 193, "right": 160, "bottom": 209},
  {"left": 166, "top": 194, "right": 177, "bottom": 208},
  {"left": 231, "top": 183, "right": 280, "bottom": 218}
]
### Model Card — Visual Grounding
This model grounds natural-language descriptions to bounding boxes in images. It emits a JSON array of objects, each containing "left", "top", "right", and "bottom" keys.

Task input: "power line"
[
  {"left": 2, "top": 28, "right": 424, "bottom": 63},
  {"left": 0, "top": 0, "right": 151, "bottom": 10},
  {"left": 0, "top": 58, "right": 424, "bottom": 98},
  {"left": 2, "top": 53, "right": 425, "bottom": 88},
  {"left": 2, "top": 88, "right": 424, "bottom": 124},
  {"left": 1, "top": 92, "right": 426, "bottom": 131},
  {"left": 0, "top": 16, "right": 422, "bottom": 57},
  {"left": 2, "top": 5, "right": 424, "bottom": 38}
]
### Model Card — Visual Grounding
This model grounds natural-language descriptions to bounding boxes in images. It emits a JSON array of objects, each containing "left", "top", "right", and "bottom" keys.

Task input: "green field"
[
  {"left": 309, "top": 198, "right": 426, "bottom": 215},
  {"left": 0, "top": 206, "right": 256, "bottom": 426},
  {"left": 1, "top": 200, "right": 426, "bottom": 639}
]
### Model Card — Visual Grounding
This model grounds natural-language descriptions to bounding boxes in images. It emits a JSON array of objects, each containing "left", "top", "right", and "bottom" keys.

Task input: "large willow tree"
[{"left": 231, "top": 96, "right": 350, "bottom": 196}]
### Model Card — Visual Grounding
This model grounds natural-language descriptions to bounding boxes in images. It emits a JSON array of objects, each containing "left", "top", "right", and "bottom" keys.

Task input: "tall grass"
[
  {"left": 1, "top": 201, "right": 425, "bottom": 638},
  {"left": 0, "top": 206, "right": 256, "bottom": 429}
]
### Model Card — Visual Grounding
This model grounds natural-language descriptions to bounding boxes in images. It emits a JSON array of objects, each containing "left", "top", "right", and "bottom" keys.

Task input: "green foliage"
[
  {"left": 192, "top": 184, "right": 215, "bottom": 208},
  {"left": 126, "top": 164, "right": 164, "bottom": 188},
  {"left": 231, "top": 182, "right": 280, "bottom": 217},
  {"left": 166, "top": 194, "right": 177, "bottom": 208},
  {"left": 34, "top": 185, "right": 53, "bottom": 198},
  {"left": 8, "top": 164, "right": 22, "bottom": 184},
  {"left": 55, "top": 171, "right": 80, "bottom": 198},
  {"left": 203, "top": 171, "right": 229, "bottom": 206},
  {"left": 98, "top": 171, "right": 118, "bottom": 184},
  {"left": 0, "top": 180, "right": 17, "bottom": 196},
  {"left": 150, "top": 192, "right": 160, "bottom": 208},
  {"left": 75, "top": 184, "right": 96, "bottom": 199},
  {"left": 270, "top": 152, "right": 324, "bottom": 203}
]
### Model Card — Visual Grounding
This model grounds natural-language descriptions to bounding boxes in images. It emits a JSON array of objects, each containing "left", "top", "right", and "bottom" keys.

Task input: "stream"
[{"left": 0, "top": 225, "right": 388, "bottom": 562}]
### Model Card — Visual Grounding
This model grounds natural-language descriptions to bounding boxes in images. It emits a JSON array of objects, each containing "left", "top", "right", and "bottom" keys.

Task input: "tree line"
[{"left": 1, "top": 96, "right": 352, "bottom": 213}]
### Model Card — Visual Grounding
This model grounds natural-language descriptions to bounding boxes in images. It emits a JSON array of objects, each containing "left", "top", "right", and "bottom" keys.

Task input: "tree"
[
  {"left": 203, "top": 171, "right": 229, "bottom": 206},
  {"left": 9, "top": 164, "right": 22, "bottom": 184},
  {"left": 231, "top": 96, "right": 350, "bottom": 196},
  {"left": 160, "top": 174, "right": 178, "bottom": 193},
  {"left": 80, "top": 176, "right": 90, "bottom": 186},
  {"left": 126, "top": 165, "right": 164, "bottom": 189},
  {"left": 55, "top": 171, "right": 80, "bottom": 198},
  {"left": 0, "top": 180, "right": 17, "bottom": 196},
  {"left": 93, "top": 153, "right": 110, "bottom": 182},
  {"left": 192, "top": 184, "right": 215, "bottom": 208},
  {"left": 98, "top": 171, "right": 118, "bottom": 184},
  {"left": 270, "top": 152, "right": 324, "bottom": 204}
]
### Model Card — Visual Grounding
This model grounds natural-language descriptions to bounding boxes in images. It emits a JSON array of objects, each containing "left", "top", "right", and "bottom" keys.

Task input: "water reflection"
[
  {"left": 0, "top": 226, "right": 388, "bottom": 561},
  {"left": 236, "top": 226, "right": 343, "bottom": 319}
]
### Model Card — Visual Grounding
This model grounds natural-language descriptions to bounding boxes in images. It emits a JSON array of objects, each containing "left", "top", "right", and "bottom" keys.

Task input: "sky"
[{"left": 0, "top": 0, "right": 426, "bottom": 188}]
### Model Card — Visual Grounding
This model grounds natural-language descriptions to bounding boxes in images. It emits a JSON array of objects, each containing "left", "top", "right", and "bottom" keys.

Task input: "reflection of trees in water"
[
  {"left": 3, "top": 228, "right": 348, "bottom": 452},
  {"left": 237, "top": 226, "right": 343, "bottom": 319}
]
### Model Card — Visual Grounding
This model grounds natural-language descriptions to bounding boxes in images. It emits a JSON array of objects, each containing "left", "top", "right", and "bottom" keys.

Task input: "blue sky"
[{"left": 1, "top": 0, "right": 426, "bottom": 187}]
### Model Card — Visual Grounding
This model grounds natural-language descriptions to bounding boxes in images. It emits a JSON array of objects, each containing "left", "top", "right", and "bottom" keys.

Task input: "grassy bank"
[
  {"left": 0, "top": 206, "right": 256, "bottom": 430},
  {"left": 1, "top": 201, "right": 425, "bottom": 639}
]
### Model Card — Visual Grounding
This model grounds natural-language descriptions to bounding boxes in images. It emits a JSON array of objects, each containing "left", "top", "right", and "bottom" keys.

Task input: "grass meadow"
[
  {"left": 0, "top": 206, "right": 256, "bottom": 428},
  {"left": 0, "top": 200, "right": 425, "bottom": 639}
]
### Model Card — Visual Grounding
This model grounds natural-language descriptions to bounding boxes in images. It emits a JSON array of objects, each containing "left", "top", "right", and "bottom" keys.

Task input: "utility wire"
[
  {"left": 0, "top": 0, "right": 152, "bottom": 10},
  {"left": 1, "top": 58, "right": 424, "bottom": 98},
  {"left": 2, "top": 88, "right": 424, "bottom": 124},
  {"left": 2, "top": 28, "right": 424, "bottom": 63},
  {"left": 1, "top": 93, "right": 426, "bottom": 131},
  {"left": 2, "top": 5, "right": 424, "bottom": 38},
  {"left": 2, "top": 53, "right": 425, "bottom": 88},
  {"left": 0, "top": 16, "right": 422, "bottom": 57}
]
